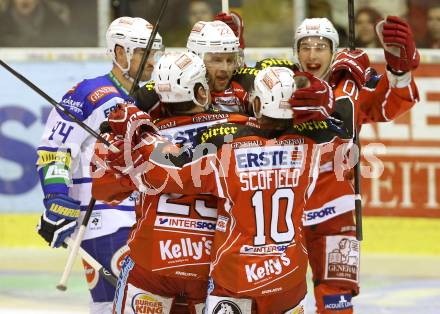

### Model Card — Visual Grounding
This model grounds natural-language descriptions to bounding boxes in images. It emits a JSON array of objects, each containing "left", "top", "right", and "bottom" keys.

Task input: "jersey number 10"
[{"left": 252, "top": 188, "right": 295, "bottom": 246}]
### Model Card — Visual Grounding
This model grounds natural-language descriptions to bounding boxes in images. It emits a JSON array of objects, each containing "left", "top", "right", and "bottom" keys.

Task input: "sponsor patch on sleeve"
[
  {"left": 323, "top": 294, "right": 353, "bottom": 311},
  {"left": 87, "top": 86, "right": 119, "bottom": 104},
  {"left": 216, "top": 215, "right": 229, "bottom": 232},
  {"left": 43, "top": 164, "right": 70, "bottom": 185},
  {"left": 324, "top": 235, "right": 359, "bottom": 282},
  {"left": 37, "top": 150, "right": 71, "bottom": 167}
]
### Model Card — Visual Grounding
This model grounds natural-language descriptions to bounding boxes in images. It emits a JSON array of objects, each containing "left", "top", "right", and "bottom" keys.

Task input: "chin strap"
[{"left": 111, "top": 49, "right": 136, "bottom": 83}]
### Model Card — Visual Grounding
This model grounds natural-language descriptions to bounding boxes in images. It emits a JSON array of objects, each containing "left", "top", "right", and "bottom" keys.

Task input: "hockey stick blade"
[{"left": 58, "top": 236, "right": 118, "bottom": 291}]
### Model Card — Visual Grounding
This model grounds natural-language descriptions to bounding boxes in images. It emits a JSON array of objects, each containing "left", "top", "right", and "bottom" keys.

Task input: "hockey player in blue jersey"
[{"left": 35, "top": 17, "right": 163, "bottom": 313}]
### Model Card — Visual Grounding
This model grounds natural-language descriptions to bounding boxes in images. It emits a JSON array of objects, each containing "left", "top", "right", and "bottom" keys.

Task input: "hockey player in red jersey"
[
  {"left": 93, "top": 51, "right": 256, "bottom": 314},
  {"left": 193, "top": 67, "right": 348, "bottom": 314},
  {"left": 136, "top": 20, "right": 249, "bottom": 117},
  {"left": 94, "top": 64, "right": 350, "bottom": 313},
  {"left": 292, "top": 17, "right": 420, "bottom": 313}
]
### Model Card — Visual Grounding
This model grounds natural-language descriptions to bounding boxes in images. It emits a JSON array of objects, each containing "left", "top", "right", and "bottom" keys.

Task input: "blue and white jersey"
[{"left": 36, "top": 72, "right": 136, "bottom": 240}]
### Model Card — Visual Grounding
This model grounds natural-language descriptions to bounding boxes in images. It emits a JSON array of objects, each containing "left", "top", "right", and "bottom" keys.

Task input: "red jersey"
[
  {"left": 210, "top": 80, "right": 249, "bottom": 113},
  {"left": 131, "top": 121, "right": 348, "bottom": 297},
  {"left": 93, "top": 110, "right": 255, "bottom": 281},
  {"left": 303, "top": 73, "right": 419, "bottom": 226}
]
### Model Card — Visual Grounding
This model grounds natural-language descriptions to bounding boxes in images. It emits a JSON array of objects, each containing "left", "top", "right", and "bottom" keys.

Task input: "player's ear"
[
  {"left": 114, "top": 45, "right": 128, "bottom": 68},
  {"left": 195, "top": 84, "right": 209, "bottom": 104},
  {"left": 252, "top": 96, "right": 262, "bottom": 118}
]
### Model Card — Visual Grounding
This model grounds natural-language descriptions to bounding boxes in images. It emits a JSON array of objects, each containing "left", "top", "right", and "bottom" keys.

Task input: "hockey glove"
[
  {"left": 37, "top": 194, "right": 81, "bottom": 248},
  {"left": 377, "top": 16, "right": 420, "bottom": 73},
  {"left": 104, "top": 127, "right": 166, "bottom": 176},
  {"left": 108, "top": 103, "right": 155, "bottom": 142},
  {"left": 214, "top": 11, "right": 245, "bottom": 49},
  {"left": 329, "top": 48, "right": 371, "bottom": 89},
  {"left": 289, "top": 72, "right": 335, "bottom": 124}
]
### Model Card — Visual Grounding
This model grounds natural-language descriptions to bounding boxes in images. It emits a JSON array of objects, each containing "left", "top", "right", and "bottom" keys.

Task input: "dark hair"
[
  {"left": 355, "top": 7, "right": 382, "bottom": 25},
  {"left": 259, "top": 115, "right": 292, "bottom": 131},
  {"left": 355, "top": 7, "right": 382, "bottom": 47}
]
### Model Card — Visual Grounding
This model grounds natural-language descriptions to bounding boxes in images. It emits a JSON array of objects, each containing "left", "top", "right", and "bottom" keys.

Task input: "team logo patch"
[
  {"left": 323, "top": 294, "right": 353, "bottom": 311},
  {"left": 88, "top": 212, "right": 102, "bottom": 231},
  {"left": 324, "top": 236, "right": 359, "bottom": 282},
  {"left": 216, "top": 215, "right": 228, "bottom": 232},
  {"left": 175, "top": 54, "right": 192, "bottom": 69},
  {"left": 87, "top": 86, "right": 118, "bottom": 104},
  {"left": 110, "top": 245, "right": 130, "bottom": 277},
  {"left": 262, "top": 68, "right": 280, "bottom": 90},
  {"left": 213, "top": 300, "right": 242, "bottom": 314},
  {"left": 192, "top": 21, "right": 205, "bottom": 32},
  {"left": 82, "top": 259, "right": 98, "bottom": 290}
]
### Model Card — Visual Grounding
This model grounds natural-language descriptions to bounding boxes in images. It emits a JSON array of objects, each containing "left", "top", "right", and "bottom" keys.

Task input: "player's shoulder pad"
[
  {"left": 134, "top": 81, "right": 160, "bottom": 112},
  {"left": 195, "top": 123, "right": 258, "bottom": 148},
  {"left": 287, "top": 119, "right": 349, "bottom": 143},
  {"left": 59, "top": 74, "right": 123, "bottom": 121}
]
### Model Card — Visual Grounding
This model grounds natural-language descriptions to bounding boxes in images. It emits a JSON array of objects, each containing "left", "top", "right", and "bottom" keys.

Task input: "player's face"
[
  {"left": 130, "top": 48, "right": 163, "bottom": 81},
  {"left": 204, "top": 52, "right": 238, "bottom": 92},
  {"left": 297, "top": 37, "right": 333, "bottom": 79}
]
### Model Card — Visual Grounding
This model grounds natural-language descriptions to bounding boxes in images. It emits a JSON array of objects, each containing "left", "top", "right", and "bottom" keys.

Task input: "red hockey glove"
[
  {"left": 329, "top": 48, "right": 371, "bottom": 89},
  {"left": 289, "top": 72, "right": 335, "bottom": 124},
  {"left": 108, "top": 103, "right": 155, "bottom": 143},
  {"left": 377, "top": 16, "right": 420, "bottom": 73},
  {"left": 214, "top": 11, "right": 245, "bottom": 49}
]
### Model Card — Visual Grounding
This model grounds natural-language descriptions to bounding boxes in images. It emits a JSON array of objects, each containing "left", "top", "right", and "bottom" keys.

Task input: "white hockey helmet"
[
  {"left": 106, "top": 17, "right": 164, "bottom": 74},
  {"left": 294, "top": 18, "right": 339, "bottom": 53},
  {"left": 152, "top": 52, "right": 209, "bottom": 108},
  {"left": 186, "top": 20, "right": 240, "bottom": 57},
  {"left": 251, "top": 67, "right": 296, "bottom": 119}
]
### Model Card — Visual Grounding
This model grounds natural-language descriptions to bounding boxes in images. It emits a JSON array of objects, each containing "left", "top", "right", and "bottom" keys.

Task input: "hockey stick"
[
  {"left": 129, "top": 0, "right": 169, "bottom": 95},
  {"left": 0, "top": 58, "right": 121, "bottom": 289},
  {"left": 0, "top": 59, "right": 118, "bottom": 153},
  {"left": 222, "top": 0, "right": 229, "bottom": 13},
  {"left": 57, "top": 199, "right": 97, "bottom": 290},
  {"left": 348, "top": 0, "right": 363, "bottom": 241},
  {"left": 60, "top": 236, "right": 118, "bottom": 288}
]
